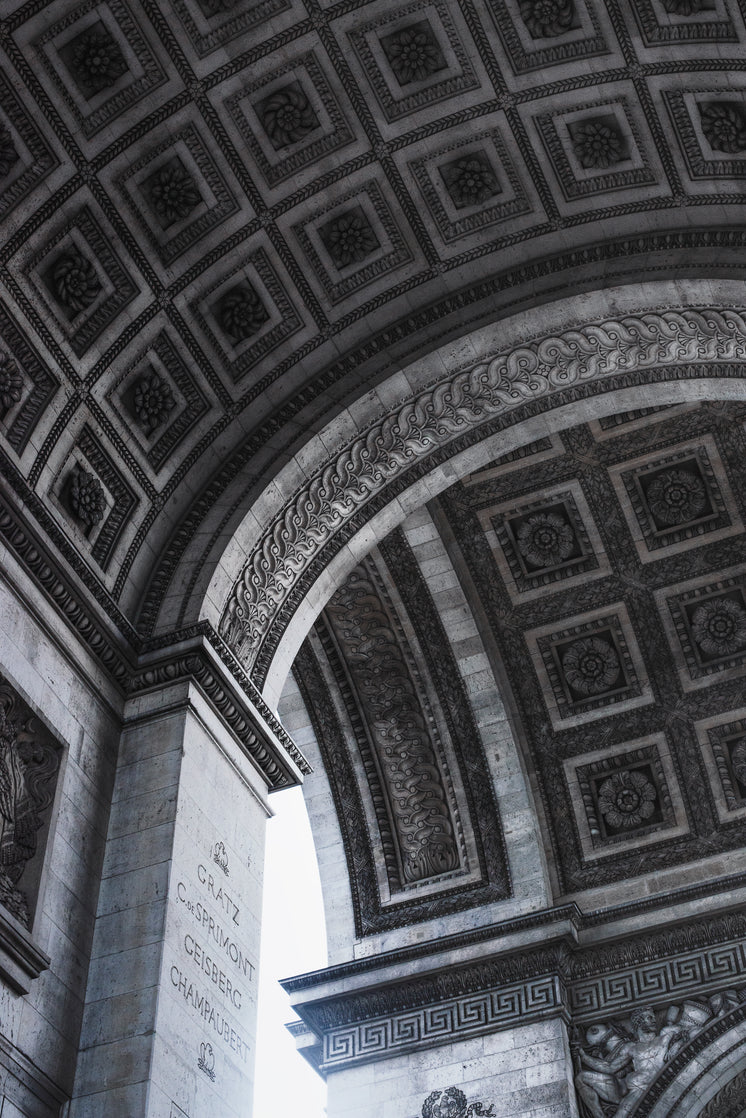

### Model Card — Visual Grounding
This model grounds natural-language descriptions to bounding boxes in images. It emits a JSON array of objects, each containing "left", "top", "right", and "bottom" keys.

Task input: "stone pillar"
[{"left": 69, "top": 635, "right": 307, "bottom": 1117}]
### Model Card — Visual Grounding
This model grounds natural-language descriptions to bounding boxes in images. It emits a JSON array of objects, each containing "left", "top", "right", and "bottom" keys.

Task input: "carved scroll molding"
[{"left": 218, "top": 309, "right": 746, "bottom": 677}]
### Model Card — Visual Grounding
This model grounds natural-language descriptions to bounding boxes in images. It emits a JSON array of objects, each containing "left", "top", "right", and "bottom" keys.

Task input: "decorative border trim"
[
  {"left": 287, "top": 911, "right": 746, "bottom": 1071},
  {"left": 322, "top": 975, "right": 565, "bottom": 1069}
]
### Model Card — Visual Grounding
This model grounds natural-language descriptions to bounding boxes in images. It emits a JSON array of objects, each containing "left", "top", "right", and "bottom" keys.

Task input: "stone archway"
[{"left": 200, "top": 281, "right": 746, "bottom": 702}]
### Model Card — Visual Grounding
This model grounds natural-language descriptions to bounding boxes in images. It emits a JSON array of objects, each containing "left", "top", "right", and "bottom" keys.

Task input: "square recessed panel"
[
  {"left": 479, "top": 480, "right": 610, "bottom": 601},
  {"left": 347, "top": 1, "right": 481, "bottom": 125},
  {"left": 291, "top": 180, "right": 413, "bottom": 306},
  {"left": 487, "top": 0, "right": 609, "bottom": 77},
  {"left": 564, "top": 735, "right": 688, "bottom": 860},
  {"left": 23, "top": 205, "right": 139, "bottom": 358},
  {"left": 696, "top": 708, "right": 746, "bottom": 823},
  {"left": 534, "top": 94, "right": 659, "bottom": 202},
  {"left": 527, "top": 606, "right": 652, "bottom": 729},
  {"left": 658, "top": 566, "right": 746, "bottom": 691},
  {"left": 610, "top": 436, "right": 740, "bottom": 559},
  {"left": 223, "top": 51, "right": 354, "bottom": 193},
  {"left": 186, "top": 245, "right": 303, "bottom": 384},
  {"left": 406, "top": 123, "right": 536, "bottom": 246},
  {"left": 662, "top": 86, "right": 746, "bottom": 183},
  {"left": 106, "top": 328, "right": 212, "bottom": 474},
  {"left": 51, "top": 426, "right": 138, "bottom": 572},
  {"left": 28, "top": 0, "right": 172, "bottom": 149},
  {"left": 114, "top": 122, "right": 241, "bottom": 269}
]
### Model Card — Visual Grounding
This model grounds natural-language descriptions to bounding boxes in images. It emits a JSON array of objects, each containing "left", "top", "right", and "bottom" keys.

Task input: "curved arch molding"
[{"left": 217, "top": 305, "right": 746, "bottom": 687}]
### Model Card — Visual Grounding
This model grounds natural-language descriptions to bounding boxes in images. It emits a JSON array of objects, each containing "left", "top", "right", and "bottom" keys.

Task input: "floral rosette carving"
[
  {"left": 133, "top": 371, "right": 176, "bottom": 433},
  {"left": 323, "top": 210, "right": 379, "bottom": 268},
  {"left": 51, "top": 250, "right": 101, "bottom": 315},
  {"left": 644, "top": 467, "right": 707, "bottom": 526},
  {"left": 69, "top": 467, "right": 106, "bottom": 528},
  {"left": 519, "top": 0, "right": 575, "bottom": 37},
  {"left": 147, "top": 162, "right": 201, "bottom": 226},
  {"left": 516, "top": 511, "right": 575, "bottom": 569},
  {"left": 261, "top": 85, "right": 318, "bottom": 149},
  {"left": 70, "top": 25, "right": 128, "bottom": 93},
  {"left": 0, "top": 122, "right": 19, "bottom": 179},
  {"left": 0, "top": 353, "right": 23, "bottom": 410},
  {"left": 562, "top": 636, "right": 621, "bottom": 696},
  {"left": 384, "top": 25, "right": 445, "bottom": 86},
  {"left": 219, "top": 284, "right": 268, "bottom": 342},
  {"left": 691, "top": 597, "right": 746, "bottom": 658},
  {"left": 597, "top": 769, "right": 657, "bottom": 830},
  {"left": 442, "top": 155, "right": 498, "bottom": 208},
  {"left": 700, "top": 103, "right": 746, "bottom": 155},
  {"left": 572, "top": 120, "right": 625, "bottom": 169}
]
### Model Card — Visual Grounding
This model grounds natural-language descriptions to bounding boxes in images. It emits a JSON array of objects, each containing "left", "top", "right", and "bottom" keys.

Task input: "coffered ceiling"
[
  {"left": 1, "top": 0, "right": 746, "bottom": 652},
  {"left": 295, "top": 402, "right": 746, "bottom": 933}
]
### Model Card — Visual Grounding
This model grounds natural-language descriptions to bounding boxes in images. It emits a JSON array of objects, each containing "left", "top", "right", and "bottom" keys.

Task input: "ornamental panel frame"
[
  {"left": 562, "top": 733, "right": 689, "bottom": 862},
  {"left": 526, "top": 604, "right": 653, "bottom": 730},
  {"left": 608, "top": 433, "right": 741, "bottom": 561}
]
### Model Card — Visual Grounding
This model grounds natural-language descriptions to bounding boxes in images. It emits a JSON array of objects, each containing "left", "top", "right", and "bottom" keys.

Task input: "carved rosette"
[
  {"left": 381, "top": 23, "right": 446, "bottom": 86},
  {"left": 519, "top": 0, "right": 575, "bottom": 38}
]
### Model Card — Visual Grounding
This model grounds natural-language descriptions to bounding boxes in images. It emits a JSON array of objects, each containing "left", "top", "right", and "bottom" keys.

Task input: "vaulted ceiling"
[
  {"left": 1, "top": 0, "right": 746, "bottom": 670},
  {"left": 292, "top": 402, "right": 746, "bottom": 942}
]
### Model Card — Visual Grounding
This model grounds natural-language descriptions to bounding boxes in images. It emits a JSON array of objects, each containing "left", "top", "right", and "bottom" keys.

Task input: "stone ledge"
[{"left": 0, "top": 907, "right": 50, "bottom": 994}]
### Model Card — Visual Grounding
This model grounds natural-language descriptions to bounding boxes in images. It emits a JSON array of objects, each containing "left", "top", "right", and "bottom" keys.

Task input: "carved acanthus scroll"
[{"left": 324, "top": 564, "right": 461, "bottom": 886}]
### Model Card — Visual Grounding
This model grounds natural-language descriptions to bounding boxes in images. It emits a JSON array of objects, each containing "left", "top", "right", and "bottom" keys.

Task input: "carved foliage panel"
[
  {"left": 437, "top": 402, "right": 746, "bottom": 894},
  {"left": 294, "top": 534, "right": 509, "bottom": 935}
]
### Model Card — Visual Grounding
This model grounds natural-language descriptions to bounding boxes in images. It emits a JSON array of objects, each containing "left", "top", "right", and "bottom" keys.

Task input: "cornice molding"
[
  {"left": 0, "top": 480, "right": 307, "bottom": 788},
  {"left": 286, "top": 908, "right": 746, "bottom": 1072},
  {"left": 219, "top": 308, "right": 746, "bottom": 675},
  {"left": 130, "top": 630, "right": 309, "bottom": 789},
  {"left": 0, "top": 909, "right": 50, "bottom": 995}
]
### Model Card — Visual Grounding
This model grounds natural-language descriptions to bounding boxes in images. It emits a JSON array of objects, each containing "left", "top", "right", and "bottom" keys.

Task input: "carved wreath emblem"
[{"left": 421, "top": 1086, "right": 495, "bottom": 1118}]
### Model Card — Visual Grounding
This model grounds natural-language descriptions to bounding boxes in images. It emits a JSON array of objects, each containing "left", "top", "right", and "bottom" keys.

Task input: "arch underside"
[
  {"left": 214, "top": 301, "right": 746, "bottom": 695},
  {"left": 5, "top": 2, "right": 746, "bottom": 1114}
]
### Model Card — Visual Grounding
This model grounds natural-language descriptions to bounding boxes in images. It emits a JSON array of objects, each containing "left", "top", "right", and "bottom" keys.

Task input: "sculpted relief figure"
[
  {"left": 575, "top": 995, "right": 746, "bottom": 1118},
  {"left": 0, "top": 704, "right": 38, "bottom": 924},
  {"left": 0, "top": 689, "right": 61, "bottom": 927},
  {"left": 576, "top": 1006, "right": 683, "bottom": 1118}
]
